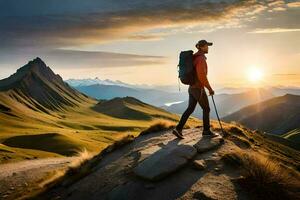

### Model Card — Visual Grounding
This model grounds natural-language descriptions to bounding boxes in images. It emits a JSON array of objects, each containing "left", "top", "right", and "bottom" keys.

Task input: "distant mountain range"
[
  {"left": 74, "top": 84, "right": 187, "bottom": 107},
  {"left": 66, "top": 78, "right": 300, "bottom": 117},
  {"left": 161, "top": 88, "right": 275, "bottom": 119},
  {"left": 65, "top": 78, "right": 152, "bottom": 89},
  {"left": 223, "top": 94, "right": 300, "bottom": 136}
]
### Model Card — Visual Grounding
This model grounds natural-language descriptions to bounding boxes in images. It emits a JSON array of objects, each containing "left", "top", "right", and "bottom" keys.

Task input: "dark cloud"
[
  {"left": 0, "top": 0, "right": 298, "bottom": 50},
  {"left": 0, "top": 0, "right": 260, "bottom": 50}
]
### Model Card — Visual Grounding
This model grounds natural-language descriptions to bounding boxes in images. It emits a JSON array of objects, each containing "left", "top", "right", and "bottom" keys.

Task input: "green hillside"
[{"left": 0, "top": 58, "right": 200, "bottom": 163}]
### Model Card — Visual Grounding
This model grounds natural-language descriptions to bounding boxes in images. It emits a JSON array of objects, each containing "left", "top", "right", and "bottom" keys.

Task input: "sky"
[{"left": 0, "top": 0, "right": 300, "bottom": 88}]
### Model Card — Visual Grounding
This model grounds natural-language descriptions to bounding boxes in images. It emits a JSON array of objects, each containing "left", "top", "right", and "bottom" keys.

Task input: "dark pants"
[{"left": 176, "top": 86, "right": 210, "bottom": 131}]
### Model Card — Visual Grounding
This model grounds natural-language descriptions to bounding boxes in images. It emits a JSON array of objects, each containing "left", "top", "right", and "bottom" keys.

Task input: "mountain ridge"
[
  {"left": 223, "top": 94, "right": 300, "bottom": 135},
  {"left": 0, "top": 57, "right": 93, "bottom": 112}
]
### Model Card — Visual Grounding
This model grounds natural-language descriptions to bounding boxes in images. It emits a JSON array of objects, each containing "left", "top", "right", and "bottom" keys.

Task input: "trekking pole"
[
  {"left": 177, "top": 64, "right": 181, "bottom": 92},
  {"left": 211, "top": 95, "right": 225, "bottom": 136}
]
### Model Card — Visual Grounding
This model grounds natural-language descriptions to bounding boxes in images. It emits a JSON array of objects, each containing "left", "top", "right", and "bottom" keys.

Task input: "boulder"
[{"left": 133, "top": 144, "right": 196, "bottom": 181}]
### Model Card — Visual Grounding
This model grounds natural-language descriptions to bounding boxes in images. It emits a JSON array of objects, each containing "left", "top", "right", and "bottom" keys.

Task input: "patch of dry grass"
[
  {"left": 223, "top": 150, "right": 300, "bottom": 200},
  {"left": 138, "top": 119, "right": 192, "bottom": 136},
  {"left": 69, "top": 148, "right": 95, "bottom": 170},
  {"left": 139, "top": 120, "right": 176, "bottom": 135}
]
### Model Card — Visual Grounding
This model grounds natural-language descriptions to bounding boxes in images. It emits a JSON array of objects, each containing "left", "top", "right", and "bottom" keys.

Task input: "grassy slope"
[
  {"left": 0, "top": 91, "right": 200, "bottom": 163},
  {"left": 222, "top": 94, "right": 300, "bottom": 135},
  {"left": 220, "top": 122, "right": 300, "bottom": 172}
]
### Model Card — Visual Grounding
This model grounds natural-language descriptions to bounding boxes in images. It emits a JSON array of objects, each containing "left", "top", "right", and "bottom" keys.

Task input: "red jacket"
[{"left": 190, "top": 50, "right": 212, "bottom": 91}]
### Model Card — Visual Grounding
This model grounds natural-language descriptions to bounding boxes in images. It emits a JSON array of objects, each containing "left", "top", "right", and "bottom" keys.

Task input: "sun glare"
[{"left": 247, "top": 67, "right": 263, "bottom": 82}]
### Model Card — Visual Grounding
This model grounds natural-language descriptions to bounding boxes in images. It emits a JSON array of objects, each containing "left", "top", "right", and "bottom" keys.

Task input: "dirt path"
[{"left": 0, "top": 157, "right": 76, "bottom": 200}]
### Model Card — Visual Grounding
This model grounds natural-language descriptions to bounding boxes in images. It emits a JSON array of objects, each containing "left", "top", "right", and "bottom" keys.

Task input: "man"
[{"left": 173, "top": 40, "right": 218, "bottom": 139}]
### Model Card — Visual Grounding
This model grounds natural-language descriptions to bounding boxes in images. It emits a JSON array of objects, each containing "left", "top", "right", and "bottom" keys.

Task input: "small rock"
[
  {"left": 10, "top": 187, "right": 14, "bottom": 190},
  {"left": 193, "top": 136, "right": 224, "bottom": 153},
  {"left": 214, "top": 167, "right": 220, "bottom": 172},
  {"left": 193, "top": 160, "right": 206, "bottom": 170}
]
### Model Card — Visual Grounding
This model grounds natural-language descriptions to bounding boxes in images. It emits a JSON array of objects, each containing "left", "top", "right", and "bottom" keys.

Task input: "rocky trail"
[{"left": 39, "top": 128, "right": 254, "bottom": 200}]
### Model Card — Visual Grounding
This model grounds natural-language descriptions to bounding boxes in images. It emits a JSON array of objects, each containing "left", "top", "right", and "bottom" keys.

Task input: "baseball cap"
[{"left": 195, "top": 40, "right": 213, "bottom": 48}]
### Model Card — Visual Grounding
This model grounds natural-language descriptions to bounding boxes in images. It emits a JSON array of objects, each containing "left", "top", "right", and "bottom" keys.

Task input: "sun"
[{"left": 247, "top": 67, "right": 263, "bottom": 82}]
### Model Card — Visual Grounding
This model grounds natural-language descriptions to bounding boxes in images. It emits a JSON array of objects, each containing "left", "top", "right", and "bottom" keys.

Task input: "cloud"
[
  {"left": 0, "top": 0, "right": 299, "bottom": 51},
  {"left": 248, "top": 28, "right": 300, "bottom": 33},
  {"left": 126, "top": 33, "right": 167, "bottom": 41},
  {"left": 287, "top": 2, "right": 300, "bottom": 8},
  {"left": 273, "top": 73, "right": 298, "bottom": 76},
  {"left": 0, "top": 0, "right": 264, "bottom": 50},
  {"left": 44, "top": 49, "right": 167, "bottom": 68},
  {"left": 0, "top": 49, "right": 168, "bottom": 70}
]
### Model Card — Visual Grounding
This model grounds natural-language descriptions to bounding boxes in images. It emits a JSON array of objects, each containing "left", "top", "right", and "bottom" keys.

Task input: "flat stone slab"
[
  {"left": 133, "top": 144, "right": 196, "bottom": 181},
  {"left": 193, "top": 136, "right": 224, "bottom": 153}
]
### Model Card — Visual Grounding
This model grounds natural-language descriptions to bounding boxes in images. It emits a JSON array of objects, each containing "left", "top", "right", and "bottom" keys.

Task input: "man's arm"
[{"left": 195, "top": 57, "right": 214, "bottom": 93}]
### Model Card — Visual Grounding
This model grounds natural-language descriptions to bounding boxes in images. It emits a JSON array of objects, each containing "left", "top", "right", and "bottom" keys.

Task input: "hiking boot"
[
  {"left": 172, "top": 128, "right": 184, "bottom": 139},
  {"left": 202, "top": 130, "right": 219, "bottom": 138}
]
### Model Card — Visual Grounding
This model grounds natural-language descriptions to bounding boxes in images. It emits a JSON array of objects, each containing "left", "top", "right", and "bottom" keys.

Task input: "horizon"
[
  {"left": 0, "top": 0, "right": 300, "bottom": 88},
  {"left": 1, "top": 56, "right": 300, "bottom": 90}
]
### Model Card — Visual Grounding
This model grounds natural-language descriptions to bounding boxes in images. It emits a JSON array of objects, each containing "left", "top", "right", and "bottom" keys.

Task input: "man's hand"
[{"left": 209, "top": 89, "right": 215, "bottom": 96}]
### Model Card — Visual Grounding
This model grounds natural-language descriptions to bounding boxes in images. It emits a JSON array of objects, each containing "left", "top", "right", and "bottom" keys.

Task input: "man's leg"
[
  {"left": 197, "top": 88, "right": 210, "bottom": 131},
  {"left": 176, "top": 88, "right": 197, "bottom": 132},
  {"left": 197, "top": 88, "right": 218, "bottom": 137}
]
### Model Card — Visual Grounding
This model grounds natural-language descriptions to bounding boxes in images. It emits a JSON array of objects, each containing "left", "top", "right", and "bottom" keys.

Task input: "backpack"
[{"left": 177, "top": 50, "right": 197, "bottom": 86}]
